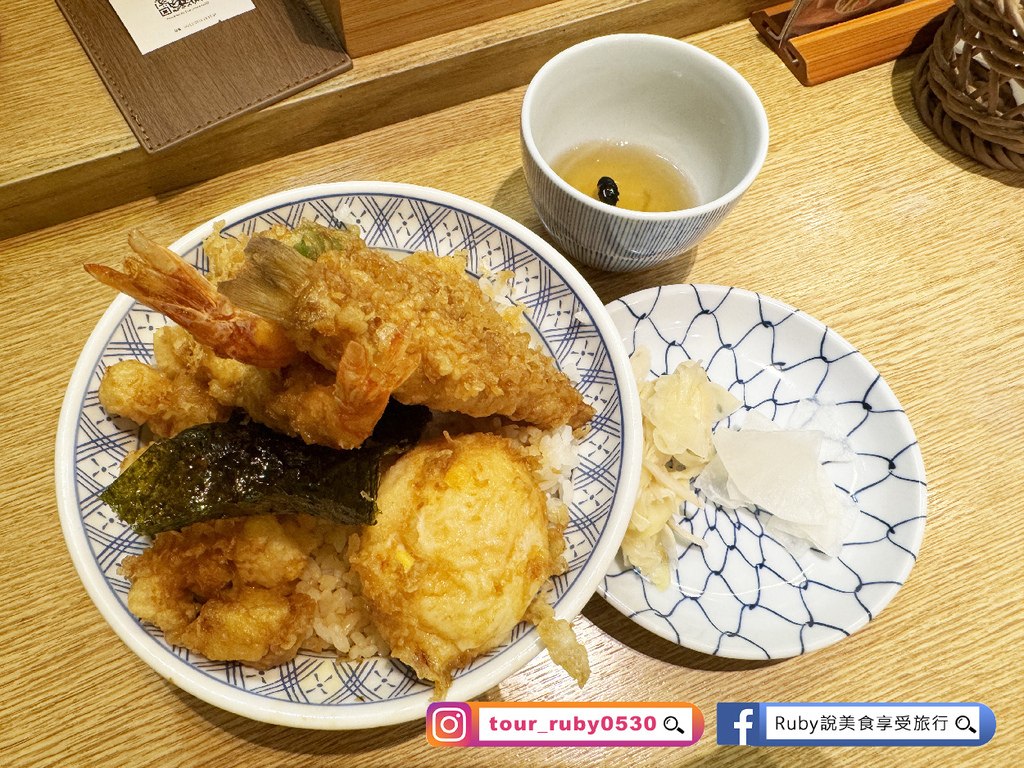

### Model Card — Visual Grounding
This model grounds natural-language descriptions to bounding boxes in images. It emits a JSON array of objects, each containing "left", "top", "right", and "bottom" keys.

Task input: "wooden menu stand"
[{"left": 750, "top": 0, "right": 953, "bottom": 86}]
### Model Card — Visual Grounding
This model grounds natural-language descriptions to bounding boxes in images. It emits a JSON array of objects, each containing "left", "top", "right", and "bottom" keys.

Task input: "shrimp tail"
[
  {"left": 330, "top": 331, "right": 422, "bottom": 448},
  {"left": 84, "top": 230, "right": 299, "bottom": 369}
]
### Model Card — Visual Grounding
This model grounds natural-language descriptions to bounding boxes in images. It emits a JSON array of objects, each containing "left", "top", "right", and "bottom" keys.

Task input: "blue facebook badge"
[{"left": 717, "top": 703, "right": 761, "bottom": 745}]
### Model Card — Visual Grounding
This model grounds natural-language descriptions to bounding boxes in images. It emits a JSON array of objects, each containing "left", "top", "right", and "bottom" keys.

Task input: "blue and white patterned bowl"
[
  {"left": 521, "top": 34, "right": 769, "bottom": 272},
  {"left": 56, "top": 183, "right": 642, "bottom": 729},
  {"left": 599, "top": 284, "right": 927, "bottom": 659}
]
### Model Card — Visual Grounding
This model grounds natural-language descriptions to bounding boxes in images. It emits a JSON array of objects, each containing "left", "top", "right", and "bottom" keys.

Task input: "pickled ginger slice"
[
  {"left": 647, "top": 359, "right": 741, "bottom": 464},
  {"left": 620, "top": 350, "right": 740, "bottom": 588}
]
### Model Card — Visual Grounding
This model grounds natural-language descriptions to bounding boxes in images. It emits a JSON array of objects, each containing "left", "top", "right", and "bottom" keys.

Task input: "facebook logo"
[{"left": 717, "top": 703, "right": 761, "bottom": 745}]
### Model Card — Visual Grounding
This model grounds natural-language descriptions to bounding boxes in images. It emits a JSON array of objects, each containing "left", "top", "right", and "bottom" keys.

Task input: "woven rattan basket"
[{"left": 912, "top": 0, "right": 1024, "bottom": 171}]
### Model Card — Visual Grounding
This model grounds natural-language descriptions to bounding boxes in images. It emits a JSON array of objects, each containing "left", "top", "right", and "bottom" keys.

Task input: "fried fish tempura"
[
  {"left": 121, "top": 514, "right": 321, "bottom": 669},
  {"left": 220, "top": 234, "right": 594, "bottom": 431},
  {"left": 350, "top": 432, "right": 587, "bottom": 699}
]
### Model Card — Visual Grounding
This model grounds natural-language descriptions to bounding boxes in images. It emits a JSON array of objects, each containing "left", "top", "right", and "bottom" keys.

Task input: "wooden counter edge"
[{"left": 0, "top": 0, "right": 772, "bottom": 243}]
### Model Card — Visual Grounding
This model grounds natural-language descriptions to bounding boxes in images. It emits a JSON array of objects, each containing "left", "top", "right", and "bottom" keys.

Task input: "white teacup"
[{"left": 521, "top": 34, "right": 769, "bottom": 272}]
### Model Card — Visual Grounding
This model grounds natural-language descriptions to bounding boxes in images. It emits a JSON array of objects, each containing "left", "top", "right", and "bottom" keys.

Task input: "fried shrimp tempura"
[
  {"left": 99, "top": 324, "right": 409, "bottom": 449},
  {"left": 84, "top": 230, "right": 299, "bottom": 369},
  {"left": 88, "top": 222, "right": 593, "bottom": 448},
  {"left": 350, "top": 432, "right": 587, "bottom": 699},
  {"left": 121, "top": 514, "right": 320, "bottom": 669},
  {"left": 220, "top": 235, "right": 594, "bottom": 431}
]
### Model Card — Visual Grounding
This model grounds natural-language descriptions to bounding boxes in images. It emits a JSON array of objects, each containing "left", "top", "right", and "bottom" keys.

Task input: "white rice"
[
  {"left": 293, "top": 521, "right": 390, "bottom": 660},
  {"left": 500, "top": 421, "right": 580, "bottom": 515}
]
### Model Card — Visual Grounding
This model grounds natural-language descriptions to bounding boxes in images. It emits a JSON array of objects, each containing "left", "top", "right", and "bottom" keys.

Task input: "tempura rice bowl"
[{"left": 56, "top": 183, "right": 641, "bottom": 729}]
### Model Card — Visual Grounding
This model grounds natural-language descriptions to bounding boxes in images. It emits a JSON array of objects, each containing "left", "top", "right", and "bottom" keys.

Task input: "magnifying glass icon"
[
  {"left": 663, "top": 716, "right": 687, "bottom": 736},
  {"left": 955, "top": 716, "right": 978, "bottom": 734}
]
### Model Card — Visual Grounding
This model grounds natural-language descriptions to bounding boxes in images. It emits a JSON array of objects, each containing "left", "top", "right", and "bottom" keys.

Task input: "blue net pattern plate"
[{"left": 598, "top": 284, "right": 926, "bottom": 659}]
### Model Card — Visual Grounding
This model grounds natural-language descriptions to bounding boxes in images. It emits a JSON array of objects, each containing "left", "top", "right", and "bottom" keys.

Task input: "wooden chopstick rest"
[{"left": 750, "top": 0, "right": 954, "bottom": 86}]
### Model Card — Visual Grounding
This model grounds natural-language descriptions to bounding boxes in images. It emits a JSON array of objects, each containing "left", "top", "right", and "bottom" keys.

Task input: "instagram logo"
[{"left": 427, "top": 703, "right": 472, "bottom": 746}]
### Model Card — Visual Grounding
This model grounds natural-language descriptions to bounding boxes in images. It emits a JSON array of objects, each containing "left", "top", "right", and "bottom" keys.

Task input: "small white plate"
[
  {"left": 56, "top": 183, "right": 642, "bottom": 729},
  {"left": 598, "top": 284, "right": 926, "bottom": 659}
]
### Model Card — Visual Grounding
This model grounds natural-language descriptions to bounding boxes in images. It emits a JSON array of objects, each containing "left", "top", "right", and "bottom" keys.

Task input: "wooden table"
[{"left": 2, "top": 19, "right": 1021, "bottom": 768}]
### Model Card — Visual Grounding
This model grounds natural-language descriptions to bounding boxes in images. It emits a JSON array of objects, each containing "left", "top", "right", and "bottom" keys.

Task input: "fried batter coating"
[
  {"left": 98, "top": 357, "right": 230, "bottom": 438},
  {"left": 121, "top": 514, "right": 320, "bottom": 669},
  {"left": 394, "top": 251, "right": 594, "bottom": 429},
  {"left": 350, "top": 432, "right": 573, "bottom": 699},
  {"left": 525, "top": 597, "right": 590, "bottom": 688},
  {"left": 221, "top": 235, "right": 595, "bottom": 431}
]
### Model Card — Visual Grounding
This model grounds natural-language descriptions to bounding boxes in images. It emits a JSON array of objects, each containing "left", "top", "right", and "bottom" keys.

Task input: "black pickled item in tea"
[
  {"left": 597, "top": 176, "right": 620, "bottom": 206},
  {"left": 101, "top": 401, "right": 431, "bottom": 537}
]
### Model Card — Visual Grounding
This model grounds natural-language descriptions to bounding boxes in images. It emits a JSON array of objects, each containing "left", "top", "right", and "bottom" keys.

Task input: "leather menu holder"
[{"left": 55, "top": 0, "right": 353, "bottom": 152}]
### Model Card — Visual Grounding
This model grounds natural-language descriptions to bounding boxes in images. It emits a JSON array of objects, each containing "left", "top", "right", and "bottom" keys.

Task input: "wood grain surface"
[
  {"left": 329, "top": 0, "right": 558, "bottom": 56},
  {"left": 1, "top": 19, "right": 1021, "bottom": 768},
  {"left": 751, "top": 0, "right": 953, "bottom": 86}
]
